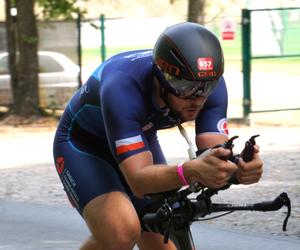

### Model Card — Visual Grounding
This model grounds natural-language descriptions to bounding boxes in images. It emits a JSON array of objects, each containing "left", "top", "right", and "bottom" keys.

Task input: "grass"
[
  {"left": 252, "top": 57, "right": 300, "bottom": 75},
  {"left": 82, "top": 45, "right": 300, "bottom": 75},
  {"left": 81, "top": 13, "right": 300, "bottom": 74},
  {"left": 82, "top": 46, "right": 150, "bottom": 59}
]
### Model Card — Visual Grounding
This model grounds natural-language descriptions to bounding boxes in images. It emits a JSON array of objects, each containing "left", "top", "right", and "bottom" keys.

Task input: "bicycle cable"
[{"left": 193, "top": 211, "right": 234, "bottom": 221}]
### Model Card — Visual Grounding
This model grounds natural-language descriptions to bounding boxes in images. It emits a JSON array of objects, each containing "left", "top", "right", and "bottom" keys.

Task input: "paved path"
[
  {"left": 0, "top": 124, "right": 299, "bottom": 249},
  {"left": 0, "top": 200, "right": 88, "bottom": 250},
  {"left": 1, "top": 199, "right": 299, "bottom": 250}
]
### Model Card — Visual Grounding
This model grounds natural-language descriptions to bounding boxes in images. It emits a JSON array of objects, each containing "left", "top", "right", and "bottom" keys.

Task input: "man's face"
[{"left": 167, "top": 94, "right": 207, "bottom": 122}]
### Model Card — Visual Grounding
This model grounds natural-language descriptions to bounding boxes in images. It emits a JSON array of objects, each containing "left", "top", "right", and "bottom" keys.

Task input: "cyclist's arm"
[
  {"left": 120, "top": 147, "right": 235, "bottom": 197},
  {"left": 196, "top": 133, "right": 227, "bottom": 149},
  {"left": 194, "top": 77, "right": 263, "bottom": 185},
  {"left": 101, "top": 73, "right": 186, "bottom": 196},
  {"left": 120, "top": 151, "right": 181, "bottom": 197},
  {"left": 102, "top": 74, "right": 236, "bottom": 196},
  {"left": 195, "top": 77, "right": 229, "bottom": 150}
]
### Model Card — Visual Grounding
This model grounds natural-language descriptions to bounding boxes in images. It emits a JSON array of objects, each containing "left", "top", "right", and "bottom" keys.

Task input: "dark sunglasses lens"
[
  {"left": 185, "top": 80, "right": 219, "bottom": 99},
  {"left": 162, "top": 72, "right": 219, "bottom": 99}
]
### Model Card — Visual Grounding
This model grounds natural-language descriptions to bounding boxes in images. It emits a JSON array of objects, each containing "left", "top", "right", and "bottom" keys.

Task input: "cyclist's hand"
[
  {"left": 236, "top": 145, "right": 263, "bottom": 184},
  {"left": 188, "top": 147, "right": 238, "bottom": 189}
]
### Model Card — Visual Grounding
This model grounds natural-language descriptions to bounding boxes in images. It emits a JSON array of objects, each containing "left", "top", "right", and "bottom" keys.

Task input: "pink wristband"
[{"left": 177, "top": 162, "right": 189, "bottom": 186}]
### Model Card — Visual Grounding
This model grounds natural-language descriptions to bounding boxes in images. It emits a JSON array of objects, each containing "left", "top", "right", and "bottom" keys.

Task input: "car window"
[
  {"left": 39, "top": 55, "right": 64, "bottom": 73},
  {"left": 0, "top": 55, "right": 9, "bottom": 75}
]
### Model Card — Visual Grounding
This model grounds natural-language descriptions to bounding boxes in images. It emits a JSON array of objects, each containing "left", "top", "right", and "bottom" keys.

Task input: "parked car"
[{"left": 0, "top": 51, "right": 80, "bottom": 109}]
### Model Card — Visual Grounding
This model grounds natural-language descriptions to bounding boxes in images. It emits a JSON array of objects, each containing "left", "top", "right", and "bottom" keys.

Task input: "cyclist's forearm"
[
  {"left": 122, "top": 159, "right": 204, "bottom": 198},
  {"left": 123, "top": 163, "right": 182, "bottom": 198},
  {"left": 120, "top": 147, "right": 236, "bottom": 197}
]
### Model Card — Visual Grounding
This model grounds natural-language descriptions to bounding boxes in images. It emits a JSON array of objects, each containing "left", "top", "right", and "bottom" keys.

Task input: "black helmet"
[{"left": 153, "top": 22, "right": 224, "bottom": 98}]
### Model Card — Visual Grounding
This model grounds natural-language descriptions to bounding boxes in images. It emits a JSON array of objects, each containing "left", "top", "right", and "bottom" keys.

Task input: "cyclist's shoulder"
[
  {"left": 205, "top": 76, "right": 227, "bottom": 108},
  {"left": 212, "top": 76, "right": 227, "bottom": 96},
  {"left": 96, "top": 49, "right": 153, "bottom": 69},
  {"left": 195, "top": 76, "right": 228, "bottom": 134},
  {"left": 90, "top": 49, "right": 153, "bottom": 84},
  {"left": 117, "top": 49, "right": 153, "bottom": 61}
]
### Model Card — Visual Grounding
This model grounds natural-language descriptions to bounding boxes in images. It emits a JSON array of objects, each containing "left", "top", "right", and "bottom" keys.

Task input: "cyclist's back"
[{"left": 55, "top": 49, "right": 228, "bottom": 164}]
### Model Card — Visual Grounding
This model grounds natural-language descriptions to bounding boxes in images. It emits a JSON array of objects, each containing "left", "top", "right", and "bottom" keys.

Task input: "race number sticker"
[{"left": 197, "top": 57, "right": 214, "bottom": 71}]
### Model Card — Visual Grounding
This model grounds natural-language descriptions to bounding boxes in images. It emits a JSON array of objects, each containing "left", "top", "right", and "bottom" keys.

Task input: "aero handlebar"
[{"left": 141, "top": 135, "right": 292, "bottom": 246}]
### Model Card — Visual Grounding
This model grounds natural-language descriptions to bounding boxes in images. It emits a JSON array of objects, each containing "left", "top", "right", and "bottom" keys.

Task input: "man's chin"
[{"left": 180, "top": 112, "right": 198, "bottom": 122}]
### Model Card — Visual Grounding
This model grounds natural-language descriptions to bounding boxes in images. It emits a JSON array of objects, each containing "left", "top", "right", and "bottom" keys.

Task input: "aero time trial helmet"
[{"left": 153, "top": 22, "right": 224, "bottom": 99}]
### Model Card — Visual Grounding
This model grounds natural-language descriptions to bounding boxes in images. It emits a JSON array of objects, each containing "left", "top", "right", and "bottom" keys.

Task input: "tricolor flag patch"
[{"left": 115, "top": 135, "right": 145, "bottom": 155}]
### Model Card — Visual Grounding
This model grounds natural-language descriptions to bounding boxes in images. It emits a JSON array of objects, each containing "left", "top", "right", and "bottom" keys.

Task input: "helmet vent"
[{"left": 170, "top": 49, "right": 185, "bottom": 67}]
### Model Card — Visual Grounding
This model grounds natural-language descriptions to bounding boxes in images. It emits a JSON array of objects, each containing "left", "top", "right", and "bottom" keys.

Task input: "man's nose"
[{"left": 190, "top": 96, "right": 207, "bottom": 105}]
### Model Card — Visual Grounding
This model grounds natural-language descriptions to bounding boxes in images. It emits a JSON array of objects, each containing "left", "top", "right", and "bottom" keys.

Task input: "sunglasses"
[{"left": 163, "top": 72, "right": 219, "bottom": 99}]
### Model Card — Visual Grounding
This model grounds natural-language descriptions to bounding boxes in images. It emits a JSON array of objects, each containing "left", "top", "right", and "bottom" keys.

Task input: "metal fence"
[
  {"left": 0, "top": 15, "right": 245, "bottom": 115},
  {"left": 2, "top": 10, "right": 299, "bottom": 118},
  {"left": 242, "top": 7, "right": 300, "bottom": 117},
  {"left": 87, "top": 15, "right": 245, "bottom": 118}
]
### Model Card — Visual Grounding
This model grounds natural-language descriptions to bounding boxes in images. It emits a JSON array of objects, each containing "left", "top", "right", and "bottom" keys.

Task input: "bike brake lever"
[
  {"left": 281, "top": 192, "right": 291, "bottom": 231},
  {"left": 252, "top": 192, "right": 291, "bottom": 231}
]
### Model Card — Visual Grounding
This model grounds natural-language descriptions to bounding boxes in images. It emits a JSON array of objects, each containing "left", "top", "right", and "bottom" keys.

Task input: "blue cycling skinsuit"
[{"left": 53, "top": 50, "right": 228, "bottom": 216}]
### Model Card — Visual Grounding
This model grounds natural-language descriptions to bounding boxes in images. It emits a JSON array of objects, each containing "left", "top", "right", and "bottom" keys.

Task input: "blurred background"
[
  {"left": 0, "top": 0, "right": 300, "bottom": 124},
  {"left": 0, "top": 2, "right": 299, "bottom": 247}
]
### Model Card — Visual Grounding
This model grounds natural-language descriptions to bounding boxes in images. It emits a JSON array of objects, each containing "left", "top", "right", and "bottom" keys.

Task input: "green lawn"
[{"left": 82, "top": 43, "right": 300, "bottom": 75}]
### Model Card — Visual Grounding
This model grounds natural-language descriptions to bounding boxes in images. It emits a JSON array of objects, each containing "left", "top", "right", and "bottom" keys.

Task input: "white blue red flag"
[{"left": 115, "top": 135, "right": 145, "bottom": 155}]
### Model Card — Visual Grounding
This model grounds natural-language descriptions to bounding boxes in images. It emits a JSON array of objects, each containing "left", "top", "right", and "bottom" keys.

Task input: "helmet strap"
[{"left": 158, "top": 82, "right": 169, "bottom": 108}]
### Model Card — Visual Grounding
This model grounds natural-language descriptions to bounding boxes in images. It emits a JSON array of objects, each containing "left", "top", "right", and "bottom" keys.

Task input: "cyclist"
[{"left": 53, "top": 22, "right": 263, "bottom": 250}]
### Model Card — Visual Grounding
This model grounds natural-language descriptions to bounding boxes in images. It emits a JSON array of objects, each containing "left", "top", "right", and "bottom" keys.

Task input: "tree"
[
  {"left": 5, "top": 0, "right": 18, "bottom": 113},
  {"left": 36, "top": 0, "right": 80, "bottom": 19},
  {"left": 169, "top": 0, "right": 206, "bottom": 25},
  {"left": 5, "top": 0, "right": 39, "bottom": 116},
  {"left": 187, "top": 0, "right": 206, "bottom": 24},
  {"left": 4, "top": 0, "right": 81, "bottom": 117}
]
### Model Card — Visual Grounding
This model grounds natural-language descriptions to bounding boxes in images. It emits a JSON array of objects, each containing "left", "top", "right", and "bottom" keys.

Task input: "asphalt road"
[
  {"left": 0, "top": 200, "right": 88, "bottom": 250},
  {"left": 1, "top": 199, "right": 300, "bottom": 250},
  {"left": 0, "top": 124, "right": 299, "bottom": 249}
]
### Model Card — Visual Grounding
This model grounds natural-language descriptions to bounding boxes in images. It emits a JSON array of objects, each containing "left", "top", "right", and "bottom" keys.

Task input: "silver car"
[{"left": 0, "top": 51, "right": 80, "bottom": 109}]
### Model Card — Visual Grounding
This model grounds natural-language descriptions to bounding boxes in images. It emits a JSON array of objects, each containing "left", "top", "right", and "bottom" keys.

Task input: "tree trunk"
[
  {"left": 15, "top": 0, "right": 40, "bottom": 116},
  {"left": 187, "top": 0, "right": 206, "bottom": 24},
  {"left": 5, "top": 0, "right": 18, "bottom": 110}
]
